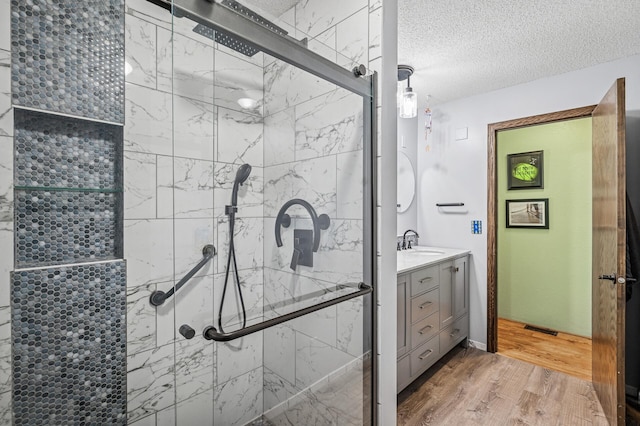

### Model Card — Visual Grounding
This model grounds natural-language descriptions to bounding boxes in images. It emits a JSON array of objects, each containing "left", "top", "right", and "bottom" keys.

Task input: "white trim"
[{"left": 468, "top": 339, "right": 487, "bottom": 351}]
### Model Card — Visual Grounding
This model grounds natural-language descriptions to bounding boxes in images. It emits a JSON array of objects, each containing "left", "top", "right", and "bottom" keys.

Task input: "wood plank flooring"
[
  {"left": 498, "top": 317, "right": 592, "bottom": 381},
  {"left": 397, "top": 347, "right": 607, "bottom": 426}
]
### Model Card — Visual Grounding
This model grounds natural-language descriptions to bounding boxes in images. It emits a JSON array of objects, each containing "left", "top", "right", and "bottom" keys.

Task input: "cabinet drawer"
[
  {"left": 410, "top": 265, "right": 439, "bottom": 296},
  {"left": 411, "top": 311, "right": 439, "bottom": 349},
  {"left": 397, "top": 355, "right": 412, "bottom": 393},
  {"left": 439, "top": 314, "right": 469, "bottom": 355},
  {"left": 410, "top": 336, "right": 440, "bottom": 377},
  {"left": 411, "top": 287, "right": 439, "bottom": 324}
]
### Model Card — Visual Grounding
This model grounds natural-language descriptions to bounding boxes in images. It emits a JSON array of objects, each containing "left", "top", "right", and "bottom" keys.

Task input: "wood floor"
[
  {"left": 397, "top": 346, "right": 607, "bottom": 425},
  {"left": 497, "top": 317, "right": 592, "bottom": 382}
]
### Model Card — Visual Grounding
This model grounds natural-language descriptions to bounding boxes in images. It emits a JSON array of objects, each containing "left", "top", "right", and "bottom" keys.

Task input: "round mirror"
[{"left": 397, "top": 152, "right": 415, "bottom": 213}]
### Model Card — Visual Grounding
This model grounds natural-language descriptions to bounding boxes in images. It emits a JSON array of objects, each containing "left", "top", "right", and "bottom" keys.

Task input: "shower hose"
[{"left": 218, "top": 211, "right": 247, "bottom": 331}]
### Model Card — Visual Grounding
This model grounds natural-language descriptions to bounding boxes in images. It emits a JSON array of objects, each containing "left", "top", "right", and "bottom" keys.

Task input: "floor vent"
[{"left": 524, "top": 324, "right": 558, "bottom": 336}]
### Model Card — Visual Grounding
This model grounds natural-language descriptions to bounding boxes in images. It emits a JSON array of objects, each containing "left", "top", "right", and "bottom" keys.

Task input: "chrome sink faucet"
[{"left": 402, "top": 229, "right": 419, "bottom": 250}]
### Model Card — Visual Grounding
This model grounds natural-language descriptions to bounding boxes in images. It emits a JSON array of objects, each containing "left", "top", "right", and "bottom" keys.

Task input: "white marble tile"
[
  {"left": 263, "top": 367, "right": 298, "bottom": 413},
  {"left": 0, "top": 137, "right": 12, "bottom": 300},
  {"left": 216, "top": 217, "right": 264, "bottom": 273},
  {"left": 128, "top": 413, "right": 156, "bottom": 426},
  {"left": 308, "top": 28, "right": 337, "bottom": 63},
  {"left": 174, "top": 338, "right": 214, "bottom": 403},
  {"left": 216, "top": 329, "right": 263, "bottom": 385},
  {"left": 126, "top": 14, "right": 157, "bottom": 89},
  {"left": 215, "top": 42, "right": 264, "bottom": 71},
  {"left": 0, "top": 50, "right": 12, "bottom": 138},
  {"left": 263, "top": 269, "right": 337, "bottom": 347},
  {"left": 127, "top": 283, "right": 158, "bottom": 356},
  {"left": 0, "top": 306, "right": 10, "bottom": 395},
  {"left": 124, "top": 219, "right": 174, "bottom": 287},
  {"left": 295, "top": 332, "right": 354, "bottom": 389},
  {"left": 177, "top": 389, "right": 214, "bottom": 425},
  {"left": 264, "top": 325, "right": 296, "bottom": 386},
  {"left": 156, "top": 405, "right": 177, "bottom": 426},
  {"left": 369, "top": 0, "right": 382, "bottom": 12},
  {"left": 214, "top": 50, "right": 264, "bottom": 115},
  {"left": 173, "top": 158, "right": 214, "bottom": 218},
  {"left": 295, "top": 88, "right": 363, "bottom": 161},
  {"left": 217, "top": 107, "right": 264, "bottom": 167},
  {"left": 173, "top": 95, "right": 215, "bottom": 161},
  {"left": 336, "top": 8, "right": 369, "bottom": 68},
  {"left": 173, "top": 259, "right": 214, "bottom": 331},
  {"left": 214, "top": 367, "right": 263, "bottom": 426},
  {"left": 125, "top": 83, "right": 173, "bottom": 156},
  {"left": 264, "top": 59, "right": 335, "bottom": 117},
  {"left": 156, "top": 155, "right": 173, "bottom": 219},
  {"left": 157, "top": 28, "right": 215, "bottom": 103},
  {"left": 0, "top": 391, "right": 10, "bottom": 426},
  {"left": 213, "top": 163, "right": 263, "bottom": 218},
  {"left": 295, "top": 0, "right": 367, "bottom": 38},
  {"left": 173, "top": 218, "right": 215, "bottom": 280},
  {"left": 264, "top": 109, "right": 295, "bottom": 167},
  {"left": 336, "top": 150, "right": 363, "bottom": 219},
  {"left": 336, "top": 297, "right": 365, "bottom": 357},
  {"left": 0, "top": 0, "right": 9, "bottom": 52},
  {"left": 124, "top": 152, "right": 157, "bottom": 220},
  {"left": 368, "top": 7, "right": 382, "bottom": 60},
  {"left": 263, "top": 155, "right": 337, "bottom": 218},
  {"left": 214, "top": 267, "right": 264, "bottom": 329},
  {"left": 127, "top": 344, "right": 176, "bottom": 424},
  {"left": 266, "top": 388, "right": 338, "bottom": 426}
]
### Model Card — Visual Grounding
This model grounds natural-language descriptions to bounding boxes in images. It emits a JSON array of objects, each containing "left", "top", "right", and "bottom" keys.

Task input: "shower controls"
[
  {"left": 275, "top": 199, "right": 330, "bottom": 271},
  {"left": 179, "top": 324, "right": 196, "bottom": 340}
]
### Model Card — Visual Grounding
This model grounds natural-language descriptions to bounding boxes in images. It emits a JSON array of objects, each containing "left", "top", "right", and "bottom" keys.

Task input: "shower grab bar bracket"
[
  {"left": 203, "top": 282, "right": 372, "bottom": 342},
  {"left": 149, "top": 244, "right": 216, "bottom": 306}
]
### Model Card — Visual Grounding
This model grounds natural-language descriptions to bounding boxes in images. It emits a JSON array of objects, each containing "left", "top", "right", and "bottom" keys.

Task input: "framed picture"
[
  {"left": 507, "top": 150, "right": 544, "bottom": 189},
  {"left": 506, "top": 198, "right": 549, "bottom": 229}
]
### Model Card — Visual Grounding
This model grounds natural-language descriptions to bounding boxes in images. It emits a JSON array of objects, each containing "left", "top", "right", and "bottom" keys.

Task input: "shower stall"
[{"left": 0, "top": 0, "right": 379, "bottom": 424}]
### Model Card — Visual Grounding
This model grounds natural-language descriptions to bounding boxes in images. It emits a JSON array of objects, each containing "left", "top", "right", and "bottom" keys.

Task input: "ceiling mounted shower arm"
[
  {"left": 149, "top": 245, "right": 216, "bottom": 306},
  {"left": 169, "top": 0, "right": 372, "bottom": 97}
]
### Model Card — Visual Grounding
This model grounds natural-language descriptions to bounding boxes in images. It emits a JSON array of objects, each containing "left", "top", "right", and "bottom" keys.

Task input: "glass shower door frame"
[{"left": 167, "top": 0, "right": 379, "bottom": 423}]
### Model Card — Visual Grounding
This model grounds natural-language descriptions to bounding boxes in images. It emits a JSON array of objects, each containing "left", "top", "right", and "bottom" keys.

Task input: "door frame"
[{"left": 486, "top": 105, "right": 596, "bottom": 352}]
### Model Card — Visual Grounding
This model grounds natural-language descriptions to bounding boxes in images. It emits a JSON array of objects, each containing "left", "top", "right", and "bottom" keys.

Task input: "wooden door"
[{"left": 592, "top": 78, "right": 626, "bottom": 425}]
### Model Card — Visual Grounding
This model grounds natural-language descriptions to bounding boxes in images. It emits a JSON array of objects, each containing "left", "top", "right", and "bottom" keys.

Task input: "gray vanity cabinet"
[{"left": 397, "top": 254, "right": 469, "bottom": 393}]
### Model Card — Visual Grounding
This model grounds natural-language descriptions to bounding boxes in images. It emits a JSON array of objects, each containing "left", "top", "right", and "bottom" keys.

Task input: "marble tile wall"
[
  {"left": 123, "top": 0, "right": 266, "bottom": 424},
  {"left": 260, "top": 0, "right": 377, "bottom": 422}
]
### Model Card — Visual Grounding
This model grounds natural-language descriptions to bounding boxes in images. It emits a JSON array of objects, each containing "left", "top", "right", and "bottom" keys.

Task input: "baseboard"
[{"left": 468, "top": 340, "right": 487, "bottom": 351}]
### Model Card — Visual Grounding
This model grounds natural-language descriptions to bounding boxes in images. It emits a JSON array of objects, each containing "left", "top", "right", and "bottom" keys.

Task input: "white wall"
[
  {"left": 416, "top": 54, "right": 640, "bottom": 347},
  {"left": 397, "top": 116, "right": 418, "bottom": 236}
]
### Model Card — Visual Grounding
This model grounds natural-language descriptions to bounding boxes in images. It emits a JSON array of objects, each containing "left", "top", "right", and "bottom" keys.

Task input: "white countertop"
[{"left": 397, "top": 246, "right": 471, "bottom": 275}]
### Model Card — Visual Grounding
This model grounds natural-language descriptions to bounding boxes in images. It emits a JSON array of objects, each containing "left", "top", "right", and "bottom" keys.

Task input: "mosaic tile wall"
[
  {"left": 10, "top": 0, "right": 125, "bottom": 124},
  {"left": 7, "top": 0, "right": 127, "bottom": 424},
  {"left": 11, "top": 262, "right": 127, "bottom": 425}
]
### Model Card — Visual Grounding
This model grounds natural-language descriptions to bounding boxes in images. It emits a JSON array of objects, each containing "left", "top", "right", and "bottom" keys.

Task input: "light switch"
[{"left": 472, "top": 220, "right": 482, "bottom": 234}]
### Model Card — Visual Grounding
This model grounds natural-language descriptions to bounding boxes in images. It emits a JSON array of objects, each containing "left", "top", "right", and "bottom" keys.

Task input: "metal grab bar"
[
  {"left": 149, "top": 245, "right": 216, "bottom": 306},
  {"left": 203, "top": 283, "right": 372, "bottom": 342}
]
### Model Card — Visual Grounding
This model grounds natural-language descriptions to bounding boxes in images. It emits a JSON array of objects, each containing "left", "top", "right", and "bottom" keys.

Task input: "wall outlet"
[{"left": 472, "top": 220, "right": 482, "bottom": 234}]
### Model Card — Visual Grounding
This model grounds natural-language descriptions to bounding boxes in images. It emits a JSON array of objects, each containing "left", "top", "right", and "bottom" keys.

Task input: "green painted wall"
[{"left": 497, "top": 117, "right": 592, "bottom": 337}]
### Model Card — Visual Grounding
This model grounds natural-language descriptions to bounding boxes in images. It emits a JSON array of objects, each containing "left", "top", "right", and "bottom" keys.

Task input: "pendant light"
[{"left": 397, "top": 65, "right": 417, "bottom": 119}]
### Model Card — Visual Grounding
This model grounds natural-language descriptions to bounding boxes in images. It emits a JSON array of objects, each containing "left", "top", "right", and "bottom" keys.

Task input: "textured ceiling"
[
  {"left": 399, "top": 0, "right": 640, "bottom": 106},
  {"left": 241, "top": 0, "right": 298, "bottom": 17}
]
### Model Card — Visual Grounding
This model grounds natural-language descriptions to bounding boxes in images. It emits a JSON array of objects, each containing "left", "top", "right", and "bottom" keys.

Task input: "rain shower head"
[
  {"left": 231, "top": 163, "right": 252, "bottom": 207},
  {"left": 192, "top": 0, "right": 289, "bottom": 57}
]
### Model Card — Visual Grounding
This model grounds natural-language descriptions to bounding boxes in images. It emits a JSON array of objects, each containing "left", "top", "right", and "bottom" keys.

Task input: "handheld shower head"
[{"left": 231, "top": 163, "right": 252, "bottom": 207}]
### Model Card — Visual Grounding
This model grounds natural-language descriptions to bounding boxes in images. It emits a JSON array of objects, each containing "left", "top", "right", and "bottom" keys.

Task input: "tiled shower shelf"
[{"left": 14, "top": 189, "right": 123, "bottom": 268}]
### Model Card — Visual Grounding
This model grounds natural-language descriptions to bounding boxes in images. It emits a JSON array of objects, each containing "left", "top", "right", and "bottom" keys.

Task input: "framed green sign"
[{"left": 507, "top": 150, "right": 544, "bottom": 190}]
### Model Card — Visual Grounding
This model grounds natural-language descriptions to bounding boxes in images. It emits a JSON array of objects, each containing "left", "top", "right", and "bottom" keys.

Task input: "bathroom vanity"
[{"left": 397, "top": 247, "right": 470, "bottom": 392}]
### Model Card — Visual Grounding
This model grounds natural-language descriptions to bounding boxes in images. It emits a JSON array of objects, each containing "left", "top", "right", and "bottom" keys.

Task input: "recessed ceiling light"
[{"left": 237, "top": 97, "right": 258, "bottom": 109}]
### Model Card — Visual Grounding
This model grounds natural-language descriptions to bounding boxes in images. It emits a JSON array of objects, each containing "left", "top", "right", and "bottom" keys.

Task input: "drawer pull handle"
[
  {"left": 449, "top": 328, "right": 461, "bottom": 337},
  {"left": 419, "top": 277, "right": 433, "bottom": 284},
  {"left": 418, "top": 301, "right": 433, "bottom": 309},
  {"left": 418, "top": 349, "right": 433, "bottom": 360},
  {"left": 418, "top": 325, "right": 433, "bottom": 335}
]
